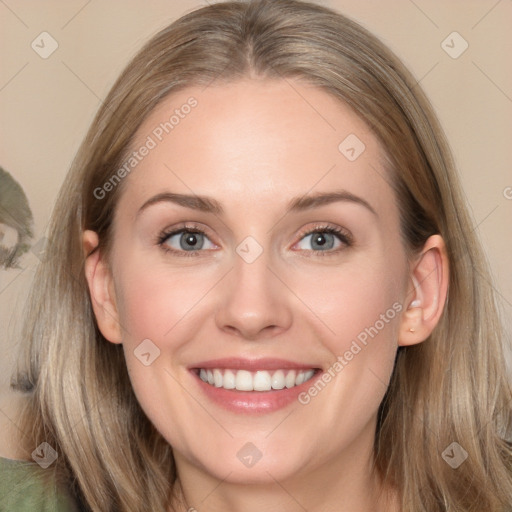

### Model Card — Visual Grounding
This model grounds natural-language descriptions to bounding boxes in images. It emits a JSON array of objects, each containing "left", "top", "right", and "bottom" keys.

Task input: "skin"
[{"left": 84, "top": 78, "right": 448, "bottom": 511}]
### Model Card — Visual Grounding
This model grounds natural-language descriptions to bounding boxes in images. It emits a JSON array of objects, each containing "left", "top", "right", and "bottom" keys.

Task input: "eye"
[
  {"left": 157, "top": 225, "right": 216, "bottom": 256},
  {"left": 294, "top": 225, "right": 352, "bottom": 253},
  {"left": 156, "top": 223, "right": 352, "bottom": 257}
]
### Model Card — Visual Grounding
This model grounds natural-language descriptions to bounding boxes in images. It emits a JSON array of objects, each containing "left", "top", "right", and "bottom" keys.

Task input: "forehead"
[{"left": 118, "top": 78, "right": 394, "bottom": 220}]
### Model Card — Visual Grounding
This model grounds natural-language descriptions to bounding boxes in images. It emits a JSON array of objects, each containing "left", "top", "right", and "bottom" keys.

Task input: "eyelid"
[
  {"left": 292, "top": 223, "right": 353, "bottom": 246},
  {"left": 157, "top": 222, "right": 219, "bottom": 257},
  {"left": 157, "top": 221, "right": 353, "bottom": 256}
]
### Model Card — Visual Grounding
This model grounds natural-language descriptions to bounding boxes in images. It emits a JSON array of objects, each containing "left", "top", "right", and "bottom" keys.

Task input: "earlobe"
[
  {"left": 83, "top": 230, "right": 123, "bottom": 344},
  {"left": 398, "top": 234, "right": 449, "bottom": 346}
]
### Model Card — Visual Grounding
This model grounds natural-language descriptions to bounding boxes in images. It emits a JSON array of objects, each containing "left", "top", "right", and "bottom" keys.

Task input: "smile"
[
  {"left": 189, "top": 358, "right": 323, "bottom": 414},
  {"left": 197, "top": 368, "right": 317, "bottom": 391}
]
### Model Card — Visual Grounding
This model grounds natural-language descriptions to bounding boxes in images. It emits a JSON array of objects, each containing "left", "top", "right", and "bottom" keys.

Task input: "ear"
[
  {"left": 398, "top": 234, "right": 449, "bottom": 346},
  {"left": 83, "top": 230, "right": 123, "bottom": 344}
]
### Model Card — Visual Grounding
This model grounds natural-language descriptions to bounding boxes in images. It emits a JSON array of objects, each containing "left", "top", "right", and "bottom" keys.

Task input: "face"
[{"left": 92, "top": 79, "right": 413, "bottom": 485}]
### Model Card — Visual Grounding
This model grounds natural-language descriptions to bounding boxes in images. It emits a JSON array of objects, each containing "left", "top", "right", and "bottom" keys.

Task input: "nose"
[{"left": 214, "top": 248, "right": 293, "bottom": 340}]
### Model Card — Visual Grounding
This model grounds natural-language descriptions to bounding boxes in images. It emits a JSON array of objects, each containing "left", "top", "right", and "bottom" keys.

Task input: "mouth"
[
  {"left": 189, "top": 358, "right": 323, "bottom": 414},
  {"left": 194, "top": 368, "right": 318, "bottom": 391}
]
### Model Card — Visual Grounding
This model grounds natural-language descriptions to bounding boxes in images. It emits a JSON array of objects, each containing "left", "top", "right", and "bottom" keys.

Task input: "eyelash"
[{"left": 156, "top": 222, "right": 353, "bottom": 258}]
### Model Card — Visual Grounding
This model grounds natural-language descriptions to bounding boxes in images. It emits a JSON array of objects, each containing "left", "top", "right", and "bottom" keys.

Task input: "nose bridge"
[
  {"left": 233, "top": 243, "right": 271, "bottom": 294},
  {"left": 214, "top": 239, "right": 292, "bottom": 339}
]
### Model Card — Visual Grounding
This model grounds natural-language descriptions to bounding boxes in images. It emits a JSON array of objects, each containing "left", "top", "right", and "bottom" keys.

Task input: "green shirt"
[{"left": 0, "top": 456, "right": 79, "bottom": 511}]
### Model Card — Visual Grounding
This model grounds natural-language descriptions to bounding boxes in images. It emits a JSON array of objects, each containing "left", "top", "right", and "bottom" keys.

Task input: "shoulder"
[{"left": 0, "top": 456, "right": 80, "bottom": 511}]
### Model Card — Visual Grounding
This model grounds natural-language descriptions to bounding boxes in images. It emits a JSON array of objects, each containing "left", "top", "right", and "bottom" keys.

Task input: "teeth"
[
  {"left": 235, "top": 370, "right": 253, "bottom": 391},
  {"left": 197, "top": 368, "right": 316, "bottom": 391},
  {"left": 253, "top": 371, "right": 271, "bottom": 391},
  {"left": 213, "top": 369, "right": 223, "bottom": 387},
  {"left": 304, "top": 369, "right": 315, "bottom": 381},
  {"left": 285, "top": 370, "right": 296, "bottom": 388},
  {"left": 223, "top": 369, "right": 236, "bottom": 389},
  {"left": 271, "top": 370, "right": 285, "bottom": 390}
]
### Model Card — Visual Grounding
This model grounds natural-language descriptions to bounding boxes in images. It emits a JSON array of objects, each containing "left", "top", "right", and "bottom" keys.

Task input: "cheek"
[
  {"left": 112, "top": 264, "right": 209, "bottom": 445},
  {"left": 289, "top": 254, "right": 404, "bottom": 383},
  {"left": 290, "top": 261, "right": 403, "bottom": 441},
  {"left": 301, "top": 259, "right": 402, "bottom": 338},
  {"left": 114, "top": 263, "right": 216, "bottom": 346}
]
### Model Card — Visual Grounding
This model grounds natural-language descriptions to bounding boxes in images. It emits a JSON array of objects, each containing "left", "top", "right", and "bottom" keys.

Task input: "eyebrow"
[
  {"left": 288, "top": 191, "right": 377, "bottom": 216},
  {"left": 136, "top": 190, "right": 377, "bottom": 218}
]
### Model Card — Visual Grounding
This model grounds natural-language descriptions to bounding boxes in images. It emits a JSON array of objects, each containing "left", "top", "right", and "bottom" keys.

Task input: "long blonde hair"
[{"left": 13, "top": 0, "right": 512, "bottom": 510}]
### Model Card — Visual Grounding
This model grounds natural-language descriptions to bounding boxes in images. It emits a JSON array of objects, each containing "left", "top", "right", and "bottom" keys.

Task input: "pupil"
[
  {"left": 181, "top": 232, "right": 200, "bottom": 250},
  {"left": 315, "top": 233, "right": 326, "bottom": 246},
  {"left": 311, "top": 232, "right": 334, "bottom": 250}
]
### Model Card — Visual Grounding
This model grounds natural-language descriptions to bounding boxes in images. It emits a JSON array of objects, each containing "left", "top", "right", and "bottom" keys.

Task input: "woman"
[{"left": 3, "top": 0, "right": 511, "bottom": 510}]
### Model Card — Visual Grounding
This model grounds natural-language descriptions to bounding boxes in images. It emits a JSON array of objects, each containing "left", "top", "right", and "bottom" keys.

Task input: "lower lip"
[{"left": 191, "top": 370, "right": 321, "bottom": 414}]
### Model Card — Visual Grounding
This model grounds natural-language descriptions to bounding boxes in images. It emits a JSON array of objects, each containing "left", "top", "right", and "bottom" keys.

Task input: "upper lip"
[{"left": 190, "top": 358, "right": 321, "bottom": 371}]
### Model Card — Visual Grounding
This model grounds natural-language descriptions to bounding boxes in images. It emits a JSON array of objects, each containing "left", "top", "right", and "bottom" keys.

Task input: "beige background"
[{"left": 1, "top": 0, "right": 511, "bottom": 457}]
